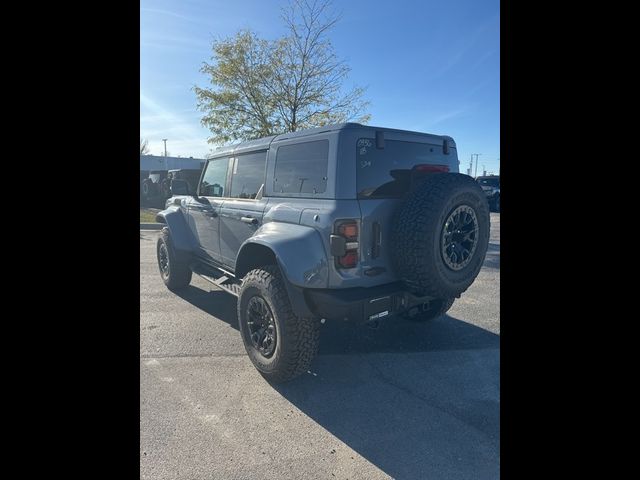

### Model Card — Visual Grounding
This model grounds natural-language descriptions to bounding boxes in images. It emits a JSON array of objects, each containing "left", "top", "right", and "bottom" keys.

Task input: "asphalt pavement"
[{"left": 140, "top": 213, "right": 500, "bottom": 480}]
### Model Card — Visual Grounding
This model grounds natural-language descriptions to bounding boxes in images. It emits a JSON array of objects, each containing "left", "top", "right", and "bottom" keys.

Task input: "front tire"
[
  {"left": 238, "top": 266, "right": 319, "bottom": 383},
  {"left": 157, "top": 228, "right": 192, "bottom": 291}
]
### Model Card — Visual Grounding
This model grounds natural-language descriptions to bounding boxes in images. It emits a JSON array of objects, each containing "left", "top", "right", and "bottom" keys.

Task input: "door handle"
[
  {"left": 205, "top": 210, "right": 218, "bottom": 217},
  {"left": 241, "top": 216, "right": 258, "bottom": 225}
]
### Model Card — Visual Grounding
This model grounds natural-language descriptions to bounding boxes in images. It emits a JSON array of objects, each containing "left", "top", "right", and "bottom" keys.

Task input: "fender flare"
[
  {"left": 237, "top": 221, "right": 329, "bottom": 289},
  {"left": 236, "top": 222, "right": 330, "bottom": 319},
  {"left": 155, "top": 206, "right": 197, "bottom": 253}
]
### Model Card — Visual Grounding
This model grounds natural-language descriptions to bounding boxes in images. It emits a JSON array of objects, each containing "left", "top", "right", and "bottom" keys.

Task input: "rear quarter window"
[{"left": 274, "top": 140, "right": 329, "bottom": 195}]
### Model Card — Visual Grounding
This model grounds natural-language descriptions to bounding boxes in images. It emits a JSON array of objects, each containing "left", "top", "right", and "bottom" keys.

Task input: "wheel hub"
[
  {"left": 441, "top": 205, "right": 479, "bottom": 271},
  {"left": 246, "top": 296, "right": 277, "bottom": 358}
]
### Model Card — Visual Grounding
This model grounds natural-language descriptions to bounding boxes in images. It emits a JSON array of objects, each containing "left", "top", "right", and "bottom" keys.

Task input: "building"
[{"left": 140, "top": 155, "right": 206, "bottom": 172}]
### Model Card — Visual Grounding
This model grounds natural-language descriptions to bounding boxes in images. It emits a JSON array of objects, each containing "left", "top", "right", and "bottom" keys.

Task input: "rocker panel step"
[{"left": 196, "top": 273, "right": 242, "bottom": 298}]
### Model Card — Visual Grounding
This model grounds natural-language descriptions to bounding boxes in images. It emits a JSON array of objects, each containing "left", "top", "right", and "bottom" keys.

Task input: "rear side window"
[
  {"left": 200, "top": 158, "right": 230, "bottom": 197},
  {"left": 274, "top": 140, "right": 329, "bottom": 194},
  {"left": 229, "top": 151, "right": 267, "bottom": 199},
  {"left": 357, "top": 139, "right": 450, "bottom": 198}
]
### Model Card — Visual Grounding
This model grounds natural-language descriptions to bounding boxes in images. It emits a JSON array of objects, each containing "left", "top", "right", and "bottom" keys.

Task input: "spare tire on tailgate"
[{"left": 390, "top": 173, "right": 490, "bottom": 298}]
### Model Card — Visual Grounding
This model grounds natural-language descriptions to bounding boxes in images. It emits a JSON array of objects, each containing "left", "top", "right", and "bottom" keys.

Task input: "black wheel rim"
[
  {"left": 441, "top": 205, "right": 479, "bottom": 271},
  {"left": 158, "top": 243, "right": 170, "bottom": 278},
  {"left": 246, "top": 296, "right": 277, "bottom": 358}
]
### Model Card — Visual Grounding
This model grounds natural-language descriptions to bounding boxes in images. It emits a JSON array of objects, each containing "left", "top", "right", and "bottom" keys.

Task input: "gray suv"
[{"left": 156, "top": 123, "right": 490, "bottom": 382}]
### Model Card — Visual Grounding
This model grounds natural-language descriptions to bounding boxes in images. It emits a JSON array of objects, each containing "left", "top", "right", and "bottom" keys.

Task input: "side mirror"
[{"left": 170, "top": 179, "right": 190, "bottom": 196}]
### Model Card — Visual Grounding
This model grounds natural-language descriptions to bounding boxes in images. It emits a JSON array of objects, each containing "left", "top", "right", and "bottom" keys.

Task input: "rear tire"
[
  {"left": 160, "top": 179, "right": 172, "bottom": 199},
  {"left": 157, "top": 228, "right": 192, "bottom": 291},
  {"left": 238, "top": 266, "right": 319, "bottom": 383}
]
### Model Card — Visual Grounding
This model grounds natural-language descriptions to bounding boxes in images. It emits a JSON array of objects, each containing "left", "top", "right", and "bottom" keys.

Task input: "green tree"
[
  {"left": 196, "top": 31, "right": 279, "bottom": 144},
  {"left": 195, "top": 0, "right": 370, "bottom": 145}
]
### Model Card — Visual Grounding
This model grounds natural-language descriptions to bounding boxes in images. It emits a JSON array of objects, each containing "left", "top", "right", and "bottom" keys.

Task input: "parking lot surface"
[{"left": 140, "top": 213, "right": 500, "bottom": 480}]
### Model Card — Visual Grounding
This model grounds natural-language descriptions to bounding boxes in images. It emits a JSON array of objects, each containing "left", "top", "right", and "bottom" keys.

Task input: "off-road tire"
[
  {"left": 238, "top": 265, "right": 320, "bottom": 383},
  {"left": 160, "top": 179, "right": 172, "bottom": 199},
  {"left": 142, "top": 179, "right": 155, "bottom": 199},
  {"left": 391, "top": 173, "right": 490, "bottom": 298},
  {"left": 406, "top": 297, "right": 455, "bottom": 322},
  {"left": 157, "top": 227, "right": 192, "bottom": 291}
]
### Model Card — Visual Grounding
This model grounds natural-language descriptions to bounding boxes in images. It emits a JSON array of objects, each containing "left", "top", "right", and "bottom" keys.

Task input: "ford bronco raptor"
[{"left": 156, "top": 123, "right": 490, "bottom": 382}]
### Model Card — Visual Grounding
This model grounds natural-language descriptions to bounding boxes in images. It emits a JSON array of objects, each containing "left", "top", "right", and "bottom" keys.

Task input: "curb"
[{"left": 140, "top": 223, "right": 163, "bottom": 230}]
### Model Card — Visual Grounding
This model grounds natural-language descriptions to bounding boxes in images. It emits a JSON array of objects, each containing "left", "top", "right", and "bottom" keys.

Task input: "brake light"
[
  {"left": 338, "top": 223, "right": 358, "bottom": 239},
  {"left": 334, "top": 220, "right": 359, "bottom": 269},
  {"left": 414, "top": 164, "right": 449, "bottom": 173}
]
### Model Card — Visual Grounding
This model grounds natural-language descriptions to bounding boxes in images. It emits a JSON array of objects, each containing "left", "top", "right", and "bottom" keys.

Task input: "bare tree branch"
[
  {"left": 195, "top": 0, "right": 369, "bottom": 145},
  {"left": 140, "top": 138, "right": 150, "bottom": 155}
]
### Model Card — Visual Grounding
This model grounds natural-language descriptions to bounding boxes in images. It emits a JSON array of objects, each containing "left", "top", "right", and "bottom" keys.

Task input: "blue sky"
[{"left": 141, "top": 0, "right": 500, "bottom": 175}]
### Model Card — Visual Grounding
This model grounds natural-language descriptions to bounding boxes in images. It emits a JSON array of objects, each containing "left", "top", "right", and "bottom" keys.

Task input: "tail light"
[
  {"left": 413, "top": 164, "right": 449, "bottom": 173},
  {"left": 330, "top": 220, "right": 359, "bottom": 269}
]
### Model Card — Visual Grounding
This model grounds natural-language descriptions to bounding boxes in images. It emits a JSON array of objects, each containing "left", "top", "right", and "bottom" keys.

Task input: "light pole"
[
  {"left": 473, "top": 153, "right": 482, "bottom": 178},
  {"left": 162, "top": 139, "right": 168, "bottom": 158}
]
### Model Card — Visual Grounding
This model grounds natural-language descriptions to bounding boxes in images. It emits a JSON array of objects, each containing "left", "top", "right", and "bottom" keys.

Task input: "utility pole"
[
  {"left": 483, "top": 165, "right": 486, "bottom": 176},
  {"left": 471, "top": 153, "right": 481, "bottom": 178},
  {"left": 473, "top": 153, "right": 482, "bottom": 178},
  {"left": 162, "top": 139, "right": 168, "bottom": 158},
  {"left": 469, "top": 155, "right": 473, "bottom": 176}
]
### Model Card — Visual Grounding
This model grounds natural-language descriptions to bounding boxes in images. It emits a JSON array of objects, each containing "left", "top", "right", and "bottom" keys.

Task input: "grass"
[{"left": 140, "top": 208, "right": 159, "bottom": 223}]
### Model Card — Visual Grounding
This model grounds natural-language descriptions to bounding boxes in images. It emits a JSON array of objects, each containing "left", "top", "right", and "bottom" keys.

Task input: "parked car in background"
[
  {"left": 165, "top": 169, "right": 202, "bottom": 197},
  {"left": 142, "top": 168, "right": 204, "bottom": 206},
  {"left": 141, "top": 170, "right": 168, "bottom": 205},
  {"left": 476, "top": 175, "right": 500, "bottom": 212},
  {"left": 140, "top": 155, "right": 206, "bottom": 207}
]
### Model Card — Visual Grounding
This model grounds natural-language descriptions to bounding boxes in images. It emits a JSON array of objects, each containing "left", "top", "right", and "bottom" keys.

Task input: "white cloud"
[
  {"left": 140, "top": 7, "right": 210, "bottom": 26},
  {"left": 430, "top": 107, "right": 469, "bottom": 127},
  {"left": 140, "top": 92, "right": 211, "bottom": 158}
]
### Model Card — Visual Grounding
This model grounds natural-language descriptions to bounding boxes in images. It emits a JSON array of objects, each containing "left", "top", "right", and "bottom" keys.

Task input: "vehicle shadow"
[
  {"left": 176, "top": 285, "right": 500, "bottom": 479},
  {"left": 278, "top": 315, "right": 500, "bottom": 480},
  {"left": 483, "top": 242, "right": 500, "bottom": 269},
  {"left": 175, "top": 286, "right": 240, "bottom": 330}
]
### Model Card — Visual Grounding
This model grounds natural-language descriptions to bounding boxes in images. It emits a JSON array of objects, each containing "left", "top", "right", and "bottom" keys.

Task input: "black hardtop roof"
[{"left": 208, "top": 123, "right": 454, "bottom": 159}]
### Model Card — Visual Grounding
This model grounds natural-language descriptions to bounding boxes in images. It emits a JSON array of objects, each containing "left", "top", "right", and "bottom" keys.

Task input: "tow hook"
[{"left": 366, "top": 319, "right": 380, "bottom": 329}]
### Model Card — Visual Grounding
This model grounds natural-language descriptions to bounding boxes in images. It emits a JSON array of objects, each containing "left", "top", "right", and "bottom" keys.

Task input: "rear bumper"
[{"left": 304, "top": 282, "right": 435, "bottom": 323}]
